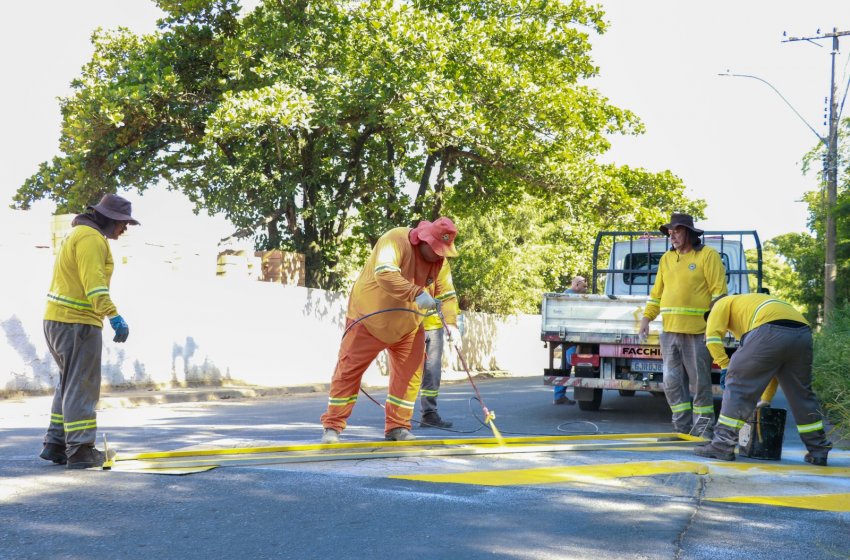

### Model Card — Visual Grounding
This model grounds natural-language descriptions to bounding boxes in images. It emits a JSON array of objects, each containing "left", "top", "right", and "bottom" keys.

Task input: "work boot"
[
  {"left": 804, "top": 453, "right": 828, "bottom": 467},
  {"left": 66, "top": 446, "right": 110, "bottom": 470},
  {"left": 553, "top": 397, "right": 576, "bottom": 405},
  {"left": 385, "top": 428, "right": 416, "bottom": 441},
  {"left": 39, "top": 443, "right": 67, "bottom": 465},
  {"left": 420, "top": 412, "right": 453, "bottom": 429},
  {"left": 693, "top": 441, "right": 735, "bottom": 461},
  {"left": 321, "top": 428, "right": 340, "bottom": 444}
]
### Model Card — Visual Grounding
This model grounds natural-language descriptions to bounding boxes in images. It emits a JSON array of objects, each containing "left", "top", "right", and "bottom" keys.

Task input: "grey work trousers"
[
  {"left": 660, "top": 331, "right": 715, "bottom": 433},
  {"left": 712, "top": 323, "right": 831, "bottom": 457},
  {"left": 43, "top": 320, "right": 103, "bottom": 458},
  {"left": 419, "top": 328, "right": 444, "bottom": 416}
]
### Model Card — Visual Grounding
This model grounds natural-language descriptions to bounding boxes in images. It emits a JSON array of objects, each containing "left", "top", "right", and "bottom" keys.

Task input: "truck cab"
[{"left": 542, "top": 230, "right": 762, "bottom": 411}]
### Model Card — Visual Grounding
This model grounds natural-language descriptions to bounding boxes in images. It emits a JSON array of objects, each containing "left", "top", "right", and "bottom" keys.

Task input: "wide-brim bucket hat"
[
  {"left": 88, "top": 194, "right": 140, "bottom": 225},
  {"left": 411, "top": 217, "right": 458, "bottom": 257},
  {"left": 660, "top": 212, "right": 702, "bottom": 236}
]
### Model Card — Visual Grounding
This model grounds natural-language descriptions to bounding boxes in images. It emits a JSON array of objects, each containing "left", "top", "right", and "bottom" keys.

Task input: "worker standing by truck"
[
  {"left": 320, "top": 218, "right": 461, "bottom": 443},
  {"left": 553, "top": 276, "right": 587, "bottom": 405},
  {"left": 638, "top": 213, "right": 727, "bottom": 437},
  {"left": 40, "top": 194, "right": 138, "bottom": 469},
  {"left": 694, "top": 293, "right": 831, "bottom": 465}
]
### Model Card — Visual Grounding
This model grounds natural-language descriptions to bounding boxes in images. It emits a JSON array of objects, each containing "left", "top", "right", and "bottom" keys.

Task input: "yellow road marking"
[
  {"left": 710, "top": 462, "right": 850, "bottom": 477},
  {"left": 390, "top": 460, "right": 710, "bottom": 485},
  {"left": 708, "top": 493, "right": 850, "bottom": 512}
]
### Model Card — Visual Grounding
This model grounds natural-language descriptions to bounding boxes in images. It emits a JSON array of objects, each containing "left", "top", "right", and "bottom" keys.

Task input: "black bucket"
[{"left": 739, "top": 406, "right": 786, "bottom": 460}]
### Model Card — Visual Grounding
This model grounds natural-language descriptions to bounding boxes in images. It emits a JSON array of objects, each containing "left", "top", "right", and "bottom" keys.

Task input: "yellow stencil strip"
[
  {"left": 390, "top": 460, "right": 709, "bottom": 486},
  {"left": 707, "top": 493, "right": 850, "bottom": 512}
]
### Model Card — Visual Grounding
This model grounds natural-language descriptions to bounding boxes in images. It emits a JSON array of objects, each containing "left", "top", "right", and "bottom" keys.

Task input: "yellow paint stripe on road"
[
  {"left": 708, "top": 493, "right": 850, "bottom": 512},
  {"left": 390, "top": 460, "right": 709, "bottom": 486},
  {"left": 710, "top": 462, "right": 850, "bottom": 477},
  {"left": 117, "top": 432, "right": 700, "bottom": 461}
]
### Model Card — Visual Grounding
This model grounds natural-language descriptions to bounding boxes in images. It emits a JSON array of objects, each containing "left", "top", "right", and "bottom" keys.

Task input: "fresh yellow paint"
[{"left": 708, "top": 493, "right": 850, "bottom": 512}]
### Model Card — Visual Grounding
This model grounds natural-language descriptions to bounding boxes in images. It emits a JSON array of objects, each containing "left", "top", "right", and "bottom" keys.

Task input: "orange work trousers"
[{"left": 320, "top": 319, "right": 425, "bottom": 435}]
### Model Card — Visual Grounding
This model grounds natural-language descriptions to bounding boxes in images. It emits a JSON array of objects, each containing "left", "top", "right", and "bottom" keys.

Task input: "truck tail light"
[{"left": 571, "top": 354, "right": 600, "bottom": 367}]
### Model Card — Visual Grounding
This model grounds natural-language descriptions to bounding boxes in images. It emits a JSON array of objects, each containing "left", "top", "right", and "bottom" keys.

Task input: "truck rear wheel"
[{"left": 578, "top": 389, "right": 603, "bottom": 411}]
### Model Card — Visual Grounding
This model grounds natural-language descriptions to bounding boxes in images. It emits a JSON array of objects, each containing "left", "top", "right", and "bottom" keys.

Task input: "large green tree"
[{"left": 15, "top": 0, "right": 701, "bottom": 301}]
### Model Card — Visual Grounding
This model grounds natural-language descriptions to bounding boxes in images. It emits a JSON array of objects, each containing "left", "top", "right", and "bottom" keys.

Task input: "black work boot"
[
  {"left": 693, "top": 441, "right": 736, "bottom": 461},
  {"left": 39, "top": 443, "right": 67, "bottom": 465},
  {"left": 420, "top": 412, "right": 453, "bottom": 429},
  {"left": 66, "top": 446, "right": 107, "bottom": 470}
]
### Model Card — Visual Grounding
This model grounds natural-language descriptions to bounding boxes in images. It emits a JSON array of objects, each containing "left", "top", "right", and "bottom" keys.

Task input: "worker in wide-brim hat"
[
  {"left": 320, "top": 217, "right": 462, "bottom": 443},
  {"left": 40, "top": 193, "right": 139, "bottom": 469},
  {"left": 639, "top": 212, "right": 727, "bottom": 438}
]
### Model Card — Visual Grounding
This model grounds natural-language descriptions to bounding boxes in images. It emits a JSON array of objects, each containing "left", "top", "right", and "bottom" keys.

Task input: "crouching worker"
[
  {"left": 40, "top": 194, "right": 139, "bottom": 469},
  {"left": 320, "top": 218, "right": 461, "bottom": 443},
  {"left": 694, "top": 293, "right": 832, "bottom": 465}
]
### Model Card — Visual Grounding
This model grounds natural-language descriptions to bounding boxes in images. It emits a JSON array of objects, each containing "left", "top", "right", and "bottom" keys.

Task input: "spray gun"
[{"left": 435, "top": 304, "right": 503, "bottom": 443}]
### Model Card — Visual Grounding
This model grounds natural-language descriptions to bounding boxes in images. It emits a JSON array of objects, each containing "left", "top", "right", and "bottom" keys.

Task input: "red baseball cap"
[{"left": 411, "top": 217, "right": 458, "bottom": 257}]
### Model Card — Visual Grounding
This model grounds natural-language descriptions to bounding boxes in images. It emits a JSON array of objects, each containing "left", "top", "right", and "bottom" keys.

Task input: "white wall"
[{"left": 0, "top": 212, "right": 546, "bottom": 394}]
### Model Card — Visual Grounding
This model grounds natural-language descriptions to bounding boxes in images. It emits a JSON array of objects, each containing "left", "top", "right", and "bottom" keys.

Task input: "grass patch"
[{"left": 813, "top": 303, "right": 850, "bottom": 445}]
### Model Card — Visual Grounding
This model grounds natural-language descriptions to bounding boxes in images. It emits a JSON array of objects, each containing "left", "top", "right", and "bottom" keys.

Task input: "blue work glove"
[
  {"left": 109, "top": 315, "right": 129, "bottom": 343},
  {"left": 414, "top": 291, "right": 437, "bottom": 311},
  {"left": 719, "top": 368, "right": 727, "bottom": 390}
]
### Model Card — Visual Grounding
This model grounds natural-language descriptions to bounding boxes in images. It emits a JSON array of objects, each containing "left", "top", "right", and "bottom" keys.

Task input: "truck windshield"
[{"left": 623, "top": 251, "right": 733, "bottom": 286}]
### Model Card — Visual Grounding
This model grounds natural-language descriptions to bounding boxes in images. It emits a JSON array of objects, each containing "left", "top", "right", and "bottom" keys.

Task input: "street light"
[{"left": 719, "top": 71, "right": 835, "bottom": 323}]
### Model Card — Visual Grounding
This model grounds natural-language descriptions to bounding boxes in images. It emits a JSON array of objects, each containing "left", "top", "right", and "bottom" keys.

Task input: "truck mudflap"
[{"left": 544, "top": 375, "right": 724, "bottom": 397}]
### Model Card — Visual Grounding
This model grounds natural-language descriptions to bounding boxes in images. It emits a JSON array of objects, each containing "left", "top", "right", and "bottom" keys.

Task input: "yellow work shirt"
[
  {"left": 643, "top": 245, "right": 727, "bottom": 334},
  {"left": 44, "top": 224, "right": 118, "bottom": 327},
  {"left": 422, "top": 263, "right": 459, "bottom": 332},
  {"left": 348, "top": 227, "right": 457, "bottom": 344},
  {"left": 705, "top": 294, "right": 808, "bottom": 369}
]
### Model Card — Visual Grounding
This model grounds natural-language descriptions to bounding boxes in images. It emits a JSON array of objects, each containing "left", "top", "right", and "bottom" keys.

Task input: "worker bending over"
[
  {"left": 694, "top": 293, "right": 831, "bottom": 465},
  {"left": 320, "top": 218, "right": 461, "bottom": 443}
]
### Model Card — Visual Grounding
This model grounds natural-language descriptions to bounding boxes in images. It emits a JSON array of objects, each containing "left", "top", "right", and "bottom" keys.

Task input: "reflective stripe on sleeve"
[
  {"left": 86, "top": 286, "right": 110, "bottom": 298},
  {"left": 50, "top": 413, "right": 64, "bottom": 425},
  {"left": 374, "top": 264, "right": 401, "bottom": 274},
  {"left": 705, "top": 336, "right": 723, "bottom": 345}
]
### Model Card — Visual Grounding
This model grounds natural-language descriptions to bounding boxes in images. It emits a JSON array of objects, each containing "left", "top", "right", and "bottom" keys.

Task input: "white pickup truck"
[{"left": 541, "top": 231, "right": 762, "bottom": 411}]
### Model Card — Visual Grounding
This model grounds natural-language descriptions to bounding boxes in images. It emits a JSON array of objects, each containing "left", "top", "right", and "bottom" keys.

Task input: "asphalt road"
[{"left": 1, "top": 377, "right": 848, "bottom": 560}]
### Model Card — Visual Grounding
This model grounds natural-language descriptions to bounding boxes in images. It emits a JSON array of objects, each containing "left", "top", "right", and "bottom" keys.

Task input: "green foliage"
[
  {"left": 15, "top": 0, "right": 704, "bottom": 302},
  {"left": 448, "top": 165, "right": 703, "bottom": 314},
  {"left": 773, "top": 115, "right": 850, "bottom": 323},
  {"left": 812, "top": 302, "right": 850, "bottom": 443}
]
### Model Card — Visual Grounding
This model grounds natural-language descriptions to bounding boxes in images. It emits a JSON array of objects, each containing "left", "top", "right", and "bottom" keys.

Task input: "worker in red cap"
[
  {"left": 40, "top": 194, "right": 139, "bottom": 469},
  {"left": 320, "top": 217, "right": 461, "bottom": 443}
]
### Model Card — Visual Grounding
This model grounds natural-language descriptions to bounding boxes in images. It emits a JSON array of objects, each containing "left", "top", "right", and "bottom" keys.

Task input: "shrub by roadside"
[{"left": 813, "top": 303, "right": 850, "bottom": 444}]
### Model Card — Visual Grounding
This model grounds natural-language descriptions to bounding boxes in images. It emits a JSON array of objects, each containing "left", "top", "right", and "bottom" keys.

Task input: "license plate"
[{"left": 631, "top": 359, "right": 663, "bottom": 373}]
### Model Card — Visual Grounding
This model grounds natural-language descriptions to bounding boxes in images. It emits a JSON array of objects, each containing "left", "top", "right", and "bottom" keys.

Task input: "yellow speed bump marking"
[
  {"left": 109, "top": 433, "right": 701, "bottom": 475},
  {"left": 707, "top": 493, "right": 850, "bottom": 512},
  {"left": 116, "top": 432, "right": 699, "bottom": 461},
  {"left": 709, "top": 462, "right": 850, "bottom": 478},
  {"left": 390, "top": 460, "right": 710, "bottom": 486}
]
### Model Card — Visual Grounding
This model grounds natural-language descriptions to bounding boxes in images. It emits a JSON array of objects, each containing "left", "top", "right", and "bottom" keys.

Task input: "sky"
[{"left": 0, "top": 0, "right": 847, "bottom": 246}]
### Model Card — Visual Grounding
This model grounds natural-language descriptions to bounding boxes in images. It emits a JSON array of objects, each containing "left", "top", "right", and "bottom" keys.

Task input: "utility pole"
[{"left": 784, "top": 28, "right": 850, "bottom": 325}]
